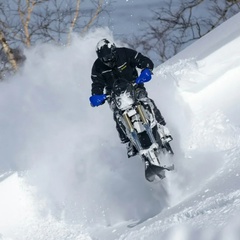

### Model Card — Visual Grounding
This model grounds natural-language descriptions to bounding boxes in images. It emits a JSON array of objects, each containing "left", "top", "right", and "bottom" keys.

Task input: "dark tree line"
[
  {"left": 0, "top": 0, "right": 106, "bottom": 79},
  {"left": 127, "top": 0, "right": 240, "bottom": 63},
  {"left": 1, "top": 0, "right": 240, "bottom": 79}
]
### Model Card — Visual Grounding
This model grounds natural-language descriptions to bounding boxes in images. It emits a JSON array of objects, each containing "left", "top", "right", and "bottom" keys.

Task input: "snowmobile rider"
[{"left": 89, "top": 38, "right": 170, "bottom": 157}]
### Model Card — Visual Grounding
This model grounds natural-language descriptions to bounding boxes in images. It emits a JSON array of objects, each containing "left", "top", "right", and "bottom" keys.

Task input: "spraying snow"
[{"left": 1, "top": 12, "right": 240, "bottom": 240}]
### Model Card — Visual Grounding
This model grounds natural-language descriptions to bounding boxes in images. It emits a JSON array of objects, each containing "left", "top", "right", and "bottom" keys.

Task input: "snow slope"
[{"left": 0, "top": 12, "right": 240, "bottom": 240}]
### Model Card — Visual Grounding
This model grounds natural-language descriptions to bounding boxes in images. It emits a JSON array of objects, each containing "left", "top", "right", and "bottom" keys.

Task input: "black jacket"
[{"left": 91, "top": 47, "right": 154, "bottom": 95}]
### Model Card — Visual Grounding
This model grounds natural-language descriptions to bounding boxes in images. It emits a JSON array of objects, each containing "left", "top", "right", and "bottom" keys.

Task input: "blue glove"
[
  {"left": 89, "top": 94, "right": 107, "bottom": 107},
  {"left": 135, "top": 68, "right": 152, "bottom": 84}
]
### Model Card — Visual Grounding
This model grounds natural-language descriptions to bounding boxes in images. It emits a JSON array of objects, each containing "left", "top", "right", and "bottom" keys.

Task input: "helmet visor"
[
  {"left": 102, "top": 53, "right": 115, "bottom": 64},
  {"left": 101, "top": 53, "right": 116, "bottom": 67}
]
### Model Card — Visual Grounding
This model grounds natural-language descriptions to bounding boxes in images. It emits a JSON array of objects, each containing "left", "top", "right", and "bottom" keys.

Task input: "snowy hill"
[{"left": 0, "top": 11, "right": 240, "bottom": 240}]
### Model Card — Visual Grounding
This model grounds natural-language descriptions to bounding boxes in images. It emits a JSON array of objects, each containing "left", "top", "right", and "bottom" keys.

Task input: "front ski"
[{"left": 145, "top": 162, "right": 174, "bottom": 182}]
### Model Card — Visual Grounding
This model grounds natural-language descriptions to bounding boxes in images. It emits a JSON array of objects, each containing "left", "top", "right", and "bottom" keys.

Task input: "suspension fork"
[
  {"left": 122, "top": 112, "right": 142, "bottom": 151},
  {"left": 136, "top": 104, "right": 158, "bottom": 146}
]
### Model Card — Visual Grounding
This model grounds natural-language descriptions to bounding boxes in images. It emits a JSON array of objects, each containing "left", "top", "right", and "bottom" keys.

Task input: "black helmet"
[{"left": 96, "top": 39, "right": 116, "bottom": 68}]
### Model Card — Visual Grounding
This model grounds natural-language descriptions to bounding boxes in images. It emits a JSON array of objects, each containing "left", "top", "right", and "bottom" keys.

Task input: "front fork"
[
  {"left": 136, "top": 105, "right": 158, "bottom": 146},
  {"left": 123, "top": 104, "right": 158, "bottom": 152},
  {"left": 122, "top": 112, "right": 142, "bottom": 151}
]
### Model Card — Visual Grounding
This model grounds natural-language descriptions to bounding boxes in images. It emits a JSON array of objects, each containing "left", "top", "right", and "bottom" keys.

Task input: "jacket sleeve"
[
  {"left": 91, "top": 63, "right": 105, "bottom": 95},
  {"left": 125, "top": 48, "right": 154, "bottom": 71}
]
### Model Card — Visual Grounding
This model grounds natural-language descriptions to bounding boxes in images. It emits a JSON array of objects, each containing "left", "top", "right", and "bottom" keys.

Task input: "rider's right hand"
[{"left": 89, "top": 94, "right": 107, "bottom": 107}]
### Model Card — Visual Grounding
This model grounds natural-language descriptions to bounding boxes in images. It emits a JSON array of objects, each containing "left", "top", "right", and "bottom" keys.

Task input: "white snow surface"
[{"left": 0, "top": 11, "right": 240, "bottom": 240}]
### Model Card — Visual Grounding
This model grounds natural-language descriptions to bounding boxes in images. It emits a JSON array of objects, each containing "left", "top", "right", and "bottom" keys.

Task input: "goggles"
[{"left": 102, "top": 53, "right": 115, "bottom": 63}]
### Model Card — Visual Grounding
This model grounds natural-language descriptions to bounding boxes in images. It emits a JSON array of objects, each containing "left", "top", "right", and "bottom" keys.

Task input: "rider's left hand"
[{"left": 135, "top": 68, "right": 152, "bottom": 84}]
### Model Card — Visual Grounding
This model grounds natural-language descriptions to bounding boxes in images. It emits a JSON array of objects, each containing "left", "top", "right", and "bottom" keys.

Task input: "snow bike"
[{"left": 107, "top": 78, "right": 174, "bottom": 182}]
